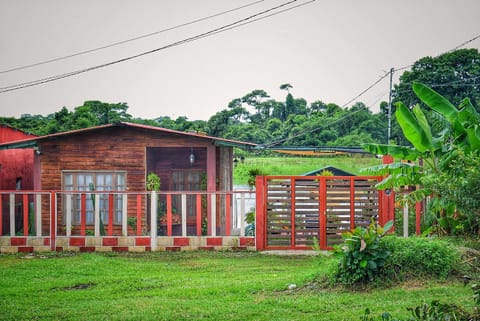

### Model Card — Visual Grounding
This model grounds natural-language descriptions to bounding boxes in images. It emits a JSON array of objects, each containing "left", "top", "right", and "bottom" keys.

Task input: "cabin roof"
[{"left": 0, "top": 122, "right": 257, "bottom": 150}]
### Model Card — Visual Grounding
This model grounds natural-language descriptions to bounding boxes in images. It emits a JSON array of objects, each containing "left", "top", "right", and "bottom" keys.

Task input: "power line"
[
  {"left": 394, "top": 33, "right": 480, "bottom": 73},
  {"left": 0, "top": 0, "right": 316, "bottom": 93},
  {"left": 341, "top": 71, "right": 391, "bottom": 108},
  {"left": 340, "top": 33, "right": 480, "bottom": 109},
  {"left": 0, "top": 0, "right": 265, "bottom": 74}
]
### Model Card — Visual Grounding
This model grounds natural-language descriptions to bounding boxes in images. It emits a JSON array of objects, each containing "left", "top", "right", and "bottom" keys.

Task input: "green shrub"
[
  {"left": 380, "top": 236, "right": 460, "bottom": 280},
  {"left": 334, "top": 220, "right": 393, "bottom": 285}
]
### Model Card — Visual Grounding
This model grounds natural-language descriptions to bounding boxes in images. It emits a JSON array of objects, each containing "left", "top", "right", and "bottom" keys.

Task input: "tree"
[
  {"left": 393, "top": 48, "right": 480, "bottom": 111},
  {"left": 279, "top": 83, "right": 292, "bottom": 93}
]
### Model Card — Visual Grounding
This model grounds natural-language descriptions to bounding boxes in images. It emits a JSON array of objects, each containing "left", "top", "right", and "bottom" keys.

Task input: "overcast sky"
[{"left": 1, "top": 0, "right": 479, "bottom": 121}]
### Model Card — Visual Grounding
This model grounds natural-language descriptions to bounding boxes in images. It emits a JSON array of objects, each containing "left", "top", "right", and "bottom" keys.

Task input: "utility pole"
[{"left": 387, "top": 67, "right": 394, "bottom": 144}]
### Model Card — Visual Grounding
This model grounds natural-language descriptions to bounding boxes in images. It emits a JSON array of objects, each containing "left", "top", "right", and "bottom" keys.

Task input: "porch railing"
[{"left": 0, "top": 190, "right": 256, "bottom": 251}]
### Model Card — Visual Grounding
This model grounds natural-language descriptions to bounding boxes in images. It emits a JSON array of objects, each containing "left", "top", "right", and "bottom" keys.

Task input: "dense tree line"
[{"left": 2, "top": 49, "right": 478, "bottom": 149}]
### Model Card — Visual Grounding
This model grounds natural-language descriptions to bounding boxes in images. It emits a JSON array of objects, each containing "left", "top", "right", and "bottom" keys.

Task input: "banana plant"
[{"left": 363, "top": 82, "right": 480, "bottom": 200}]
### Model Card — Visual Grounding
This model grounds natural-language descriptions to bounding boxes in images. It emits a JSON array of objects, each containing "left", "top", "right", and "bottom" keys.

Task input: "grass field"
[
  {"left": 233, "top": 156, "right": 382, "bottom": 185},
  {"left": 0, "top": 251, "right": 473, "bottom": 321}
]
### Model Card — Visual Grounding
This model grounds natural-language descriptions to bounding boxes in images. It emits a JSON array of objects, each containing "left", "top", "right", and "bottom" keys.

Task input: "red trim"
[
  {"left": 255, "top": 176, "right": 266, "bottom": 250},
  {"left": 102, "top": 237, "right": 118, "bottom": 246},
  {"left": 11, "top": 237, "right": 26, "bottom": 246},
  {"left": 108, "top": 194, "right": 114, "bottom": 236},
  {"left": 112, "top": 246, "right": 129, "bottom": 252},
  {"left": 174, "top": 237, "right": 190, "bottom": 246},
  {"left": 80, "top": 247, "right": 96, "bottom": 252},
  {"left": 80, "top": 194, "right": 86, "bottom": 236},
  {"left": 240, "top": 237, "right": 255, "bottom": 246},
  {"left": 349, "top": 178, "right": 355, "bottom": 230},
  {"left": 23, "top": 194, "right": 29, "bottom": 236},
  {"left": 206, "top": 237, "right": 222, "bottom": 246},
  {"left": 0, "top": 194, "right": 3, "bottom": 236},
  {"left": 136, "top": 195, "right": 142, "bottom": 236},
  {"left": 415, "top": 201, "right": 422, "bottom": 235},
  {"left": 70, "top": 237, "right": 85, "bottom": 246},
  {"left": 18, "top": 247, "right": 34, "bottom": 253},
  {"left": 135, "top": 237, "right": 150, "bottom": 246}
]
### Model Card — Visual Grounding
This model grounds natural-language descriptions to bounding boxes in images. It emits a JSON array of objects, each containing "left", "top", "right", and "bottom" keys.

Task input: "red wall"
[{"left": 0, "top": 125, "right": 36, "bottom": 190}]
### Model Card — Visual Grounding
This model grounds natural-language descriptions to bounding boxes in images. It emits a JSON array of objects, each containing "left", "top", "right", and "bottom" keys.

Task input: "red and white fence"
[{"left": 0, "top": 190, "right": 256, "bottom": 253}]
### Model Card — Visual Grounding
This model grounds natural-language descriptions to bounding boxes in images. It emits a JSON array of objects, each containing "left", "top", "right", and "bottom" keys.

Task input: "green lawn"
[
  {"left": 0, "top": 252, "right": 473, "bottom": 321},
  {"left": 233, "top": 156, "right": 382, "bottom": 185}
]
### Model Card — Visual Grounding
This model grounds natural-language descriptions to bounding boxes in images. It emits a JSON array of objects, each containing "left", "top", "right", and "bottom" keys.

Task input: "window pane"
[{"left": 117, "top": 174, "right": 125, "bottom": 188}]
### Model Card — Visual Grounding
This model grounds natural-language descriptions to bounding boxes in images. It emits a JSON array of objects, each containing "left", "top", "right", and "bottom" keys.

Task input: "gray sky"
[{"left": 1, "top": 0, "right": 479, "bottom": 121}]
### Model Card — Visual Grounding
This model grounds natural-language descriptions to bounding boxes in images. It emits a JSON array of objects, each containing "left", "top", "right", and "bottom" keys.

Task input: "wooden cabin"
[{"left": 0, "top": 122, "right": 256, "bottom": 237}]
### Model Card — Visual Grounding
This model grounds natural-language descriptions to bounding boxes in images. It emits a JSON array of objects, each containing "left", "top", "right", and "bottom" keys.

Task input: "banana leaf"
[
  {"left": 412, "top": 81, "right": 458, "bottom": 122},
  {"left": 395, "top": 102, "right": 431, "bottom": 153},
  {"left": 362, "top": 143, "right": 421, "bottom": 161}
]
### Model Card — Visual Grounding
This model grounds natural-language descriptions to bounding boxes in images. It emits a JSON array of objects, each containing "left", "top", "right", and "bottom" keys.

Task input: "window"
[{"left": 63, "top": 171, "right": 126, "bottom": 225}]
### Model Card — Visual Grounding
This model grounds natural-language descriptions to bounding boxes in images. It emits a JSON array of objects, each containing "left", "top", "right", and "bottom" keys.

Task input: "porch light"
[{"left": 189, "top": 148, "right": 195, "bottom": 165}]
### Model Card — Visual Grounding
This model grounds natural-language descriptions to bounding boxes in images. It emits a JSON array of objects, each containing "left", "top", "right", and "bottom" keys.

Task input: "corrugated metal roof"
[{"left": 0, "top": 122, "right": 257, "bottom": 150}]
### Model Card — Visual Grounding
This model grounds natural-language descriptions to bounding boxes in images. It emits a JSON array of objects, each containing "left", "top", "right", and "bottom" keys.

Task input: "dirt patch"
[{"left": 52, "top": 282, "right": 96, "bottom": 291}]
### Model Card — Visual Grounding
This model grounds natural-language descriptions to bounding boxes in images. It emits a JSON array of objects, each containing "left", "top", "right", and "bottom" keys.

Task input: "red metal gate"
[{"left": 255, "top": 175, "right": 393, "bottom": 250}]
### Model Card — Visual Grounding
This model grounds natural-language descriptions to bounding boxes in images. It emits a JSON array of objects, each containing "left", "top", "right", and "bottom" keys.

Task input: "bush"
[
  {"left": 380, "top": 236, "right": 460, "bottom": 280},
  {"left": 334, "top": 220, "right": 393, "bottom": 285}
]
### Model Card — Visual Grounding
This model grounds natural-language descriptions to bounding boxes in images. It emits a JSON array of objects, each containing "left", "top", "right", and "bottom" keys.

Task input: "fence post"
[
  {"left": 181, "top": 194, "right": 187, "bottom": 237},
  {"left": 50, "top": 192, "right": 56, "bottom": 251},
  {"left": 319, "top": 177, "right": 327, "bottom": 250},
  {"left": 255, "top": 176, "right": 265, "bottom": 250},
  {"left": 9, "top": 193, "right": 15, "bottom": 236},
  {"left": 349, "top": 179, "right": 355, "bottom": 230},
  {"left": 23, "top": 194, "right": 29, "bottom": 236},
  {"left": 290, "top": 178, "right": 296, "bottom": 249},
  {"left": 122, "top": 194, "right": 128, "bottom": 236},
  {"left": 0, "top": 194, "right": 2, "bottom": 235},
  {"left": 136, "top": 194, "right": 142, "bottom": 236},
  {"left": 35, "top": 194, "right": 42, "bottom": 237},
  {"left": 196, "top": 194, "right": 202, "bottom": 236},
  {"left": 210, "top": 194, "right": 216, "bottom": 237},
  {"left": 403, "top": 202, "right": 409, "bottom": 237},
  {"left": 225, "top": 193, "right": 231, "bottom": 236},
  {"left": 415, "top": 201, "right": 422, "bottom": 235},
  {"left": 150, "top": 191, "right": 157, "bottom": 251}
]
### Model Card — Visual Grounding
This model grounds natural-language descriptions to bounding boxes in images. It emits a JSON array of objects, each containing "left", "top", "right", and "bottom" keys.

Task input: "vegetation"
[
  {"left": 233, "top": 155, "right": 381, "bottom": 185},
  {"left": 380, "top": 236, "right": 460, "bottom": 281},
  {"left": 0, "top": 251, "right": 474, "bottom": 321},
  {"left": 333, "top": 220, "right": 393, "bottom": 285},
  {"left": 364, "top": 82, "right": 480, "bottom": 235}
]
